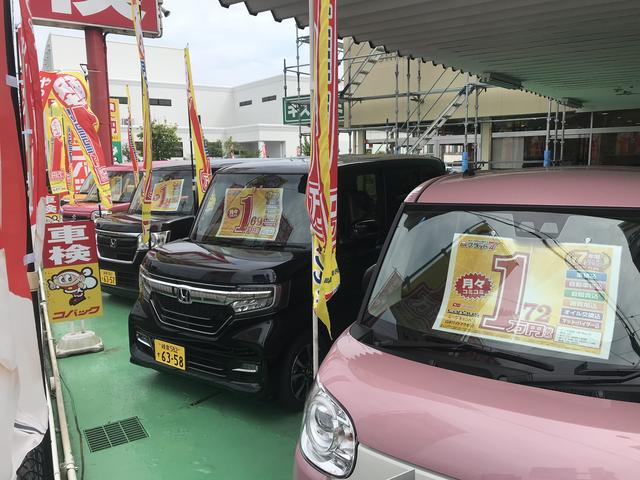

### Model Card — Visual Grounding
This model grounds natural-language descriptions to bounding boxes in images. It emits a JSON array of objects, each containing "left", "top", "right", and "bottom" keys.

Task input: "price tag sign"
[
  {"left": 151, "top": 179, "right": 184, "bottom": 212},
  {"left": 434, "top": 234, "right": 621, "bottom": 359},
  {"left": 217, "top": 188, "right": 283, "bottom": 241}
]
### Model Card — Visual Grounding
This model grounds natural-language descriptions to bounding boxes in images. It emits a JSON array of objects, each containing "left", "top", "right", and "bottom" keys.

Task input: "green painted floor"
[{"left": 53, "top": 294, "right": 302, "bottom": 480}]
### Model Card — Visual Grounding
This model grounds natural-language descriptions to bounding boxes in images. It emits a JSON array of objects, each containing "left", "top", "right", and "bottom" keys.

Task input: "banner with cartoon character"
[
  {"left": 434, "top": 233, "right": 621, "bottom": 359},
  {"left": 40, "top": 70, "right": 113, "bottom": 210},
  {"left": 217, "top": 187, "right": 283, "bottom": 241},
  {"left": 43, "top": 221, "right": 103, "bottom": 322}
]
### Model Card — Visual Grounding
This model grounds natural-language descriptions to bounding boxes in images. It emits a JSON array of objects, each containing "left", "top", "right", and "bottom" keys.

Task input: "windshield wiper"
[
  {"left": 503, "top": 367, "right": 640, "bottom": 385},
  {"left": 374, "top": 339, "right": 555, "bottom": 372}
]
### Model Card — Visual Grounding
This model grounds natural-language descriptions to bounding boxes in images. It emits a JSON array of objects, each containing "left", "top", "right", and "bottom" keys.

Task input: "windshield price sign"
[
  {"left": 152, "top": 179, "right": 184, "bottom": 212},
  {"left": 43, "top": 221, "right": 103, "bottom": 323},
  {"left": 434, "top": 234, "right": 621, "bottom": 359},
  {"left": 217, "top": 188, "right": 283, "bottom": 241}
]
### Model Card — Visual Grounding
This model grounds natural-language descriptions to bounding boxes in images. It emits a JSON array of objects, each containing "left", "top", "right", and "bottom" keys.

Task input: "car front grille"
[
  {"left": 97, "top": 232, "right": 138, "bottom": 263},
  {"left": 151, "top": 293, "right": 235, "bottom": 336}
]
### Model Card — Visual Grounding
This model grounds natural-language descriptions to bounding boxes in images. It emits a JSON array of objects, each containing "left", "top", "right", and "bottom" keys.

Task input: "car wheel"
[{"left": 278, "top": 334, "right": 315, "bottom": 411}]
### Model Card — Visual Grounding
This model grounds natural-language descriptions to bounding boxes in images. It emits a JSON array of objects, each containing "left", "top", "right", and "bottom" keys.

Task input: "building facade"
[{"left": 43, "top": 34, "right": 309, "bottom": 159}]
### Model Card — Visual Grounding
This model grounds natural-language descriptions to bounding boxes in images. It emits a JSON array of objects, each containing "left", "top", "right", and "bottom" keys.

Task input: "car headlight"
[
  {"left": 91, "top": 209, "right": 111, "bottom": 221},
  {"left": 300, "top": 380, "right": 356, "bottom": 478},
  {"left": 137, "top": 231, "right": 170, "bottom": 250}
]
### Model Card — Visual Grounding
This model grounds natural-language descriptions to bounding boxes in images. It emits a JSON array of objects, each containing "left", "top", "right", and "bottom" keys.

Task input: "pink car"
[
  {"left": 62, "top": 164, "right": 141, "bottom": 221},
  {"left": 295, "top": 167, "right": 640, "bottom": 479}
]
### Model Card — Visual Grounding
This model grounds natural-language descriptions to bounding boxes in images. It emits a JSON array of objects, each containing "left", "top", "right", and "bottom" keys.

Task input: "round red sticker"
[{"left": 455, "top": 273, "right": 492, "bottom": 299}]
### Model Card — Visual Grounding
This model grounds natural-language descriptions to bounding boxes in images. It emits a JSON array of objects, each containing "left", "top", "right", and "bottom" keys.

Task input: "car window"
[
  {"left": 384, "top": 167, "right": 419, "bottom": 219},
  {"left": 345, "top": 173, "right": 379, "bottom": 232}
]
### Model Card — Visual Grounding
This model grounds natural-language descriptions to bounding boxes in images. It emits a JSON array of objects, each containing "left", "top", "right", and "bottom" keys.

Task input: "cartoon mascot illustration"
[{"left": 48, "top": 268, "right": 98, "bottom": 306}]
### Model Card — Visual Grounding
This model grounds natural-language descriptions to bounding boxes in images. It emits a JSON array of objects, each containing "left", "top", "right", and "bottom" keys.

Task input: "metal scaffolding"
[{"left": 284, "top": 30, "right": 488, "bottom": 166}]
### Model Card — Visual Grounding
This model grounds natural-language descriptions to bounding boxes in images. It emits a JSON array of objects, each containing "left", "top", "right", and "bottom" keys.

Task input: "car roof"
[
  {"left": 218, "top": 155, "right": 445, "bottom": 175},
  {"left": 413, "top": 167, "right": 640, "bottom": 209},
  {"left": 106, "top": 163, "right": 137, "bottom": 171}
]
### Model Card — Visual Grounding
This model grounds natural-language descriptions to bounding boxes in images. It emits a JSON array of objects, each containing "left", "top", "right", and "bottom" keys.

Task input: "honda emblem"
[{"left": 176, "top": 288, "right": 192, "bottom": 305}]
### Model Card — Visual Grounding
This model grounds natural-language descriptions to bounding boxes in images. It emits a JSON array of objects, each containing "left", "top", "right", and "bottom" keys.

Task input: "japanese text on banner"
[
  {"left": 185, "top": 47, "right": 211, "bottom": 204},
  {"left": 43, "top": 221, "right": 103, "bottom": 323},
  {"left": 434, "top": 234, "right": 621, "bottom": 359},
  {"left": 307, "top": 0, "right": 340, "bottom": 335},
  {"left": 131, "top": 0, "right": 153, "bottom": 244}
]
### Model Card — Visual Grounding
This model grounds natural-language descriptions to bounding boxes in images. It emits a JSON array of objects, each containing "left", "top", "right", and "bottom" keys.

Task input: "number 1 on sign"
[
  {"left": 481, "top": 253, "right": 530, "bottom": 331},
  {"left": 234, "top": 195, "right": 253, "bottom": 233}
]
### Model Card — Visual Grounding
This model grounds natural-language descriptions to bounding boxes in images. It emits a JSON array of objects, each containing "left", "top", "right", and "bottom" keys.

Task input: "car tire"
[
  {"left": 16, "top": 440, "right": 49, "bottom": 480},
  {"left": 278, "top": 333, "right": 315, "bottom": 411}
]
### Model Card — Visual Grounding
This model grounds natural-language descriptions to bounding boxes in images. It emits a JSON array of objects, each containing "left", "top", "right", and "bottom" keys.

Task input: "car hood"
[
  {"left": 144, "top": 240, "right": 308, "bottom": 285},
  {"left": 319, "top": 333, "right": 640, "bottom": 480},
  {"left": 95, "top": 213, "right": 193, "bottom": 233}
]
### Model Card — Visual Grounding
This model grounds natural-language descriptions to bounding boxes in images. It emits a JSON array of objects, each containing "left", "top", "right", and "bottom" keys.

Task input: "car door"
[{"left": 330, "top": 165, "right": 385, "bottom": 335}]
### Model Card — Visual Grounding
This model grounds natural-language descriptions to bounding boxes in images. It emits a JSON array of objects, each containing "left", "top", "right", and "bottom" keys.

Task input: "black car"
[
  {"left": 129, "top": 155, "right": 446, "bottom": 408},
  {"left": 95, "top": 159, "right": 242, "bottom": 297}
]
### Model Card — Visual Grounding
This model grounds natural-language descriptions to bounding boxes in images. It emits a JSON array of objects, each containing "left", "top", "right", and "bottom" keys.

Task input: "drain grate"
[{"left": 84, "top": 417, "right": 148, "bottom": 453}]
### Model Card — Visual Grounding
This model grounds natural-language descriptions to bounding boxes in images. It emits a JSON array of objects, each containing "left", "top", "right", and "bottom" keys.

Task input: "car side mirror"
[
  {"left": 352, "top": 219, "right": 379, "bottom": 239},
  {"left": 362, "top": 263, "right": 376, "bottom": 292}
]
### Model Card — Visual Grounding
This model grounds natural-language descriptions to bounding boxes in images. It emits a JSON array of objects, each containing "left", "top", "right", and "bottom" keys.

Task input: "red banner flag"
[
  {"left": 185, "top": 47, "right": 211, "bottom": 204},
  {"left": 17, "top": 0, "right": 48, "bottom": 266},
  {"left": 1, "top": 0, "right": 47, "bottom": 472}
]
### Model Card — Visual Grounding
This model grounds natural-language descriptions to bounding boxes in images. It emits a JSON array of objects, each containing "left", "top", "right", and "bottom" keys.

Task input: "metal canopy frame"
[{"left": 219, "top": 0, "right": 640, "bottom": 111}]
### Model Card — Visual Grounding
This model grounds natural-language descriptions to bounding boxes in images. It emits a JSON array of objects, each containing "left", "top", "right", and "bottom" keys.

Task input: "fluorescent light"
[
  {"left": 480, "top": 72, "right": 522, "bottom": 90},
  {"left": 561, "top": 97, "right": 583, "bottom": 109}
]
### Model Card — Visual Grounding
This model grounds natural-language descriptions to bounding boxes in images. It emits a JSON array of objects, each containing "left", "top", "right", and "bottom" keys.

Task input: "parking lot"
[{"left": 55, "top": 295, "right": 301, "bottom": 480}]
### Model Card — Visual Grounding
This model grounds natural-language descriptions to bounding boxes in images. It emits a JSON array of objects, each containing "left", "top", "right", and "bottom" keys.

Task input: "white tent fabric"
[
  {"left": 219, "top": 0, "right": 640, "bottom": 110},
  {"left": 0, "top": 251, "right": 48, "bottom": 480}
]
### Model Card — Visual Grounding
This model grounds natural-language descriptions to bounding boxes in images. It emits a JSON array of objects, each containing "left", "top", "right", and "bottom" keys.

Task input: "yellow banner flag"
[
  {"left": 185, "top": 47, "right": 211, "bottom": 204},
  {"left": 307, "top": 0, "right": 340, "bottom": 335},
  {"left": 131, "top": 0, "right": 153, "bottom": 244}
]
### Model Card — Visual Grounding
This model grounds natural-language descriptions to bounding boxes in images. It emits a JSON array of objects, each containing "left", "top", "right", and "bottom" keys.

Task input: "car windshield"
[
  {"left": 77, "top": 175, "right": 95, "bottom": 194},
  {"left": 358, "top": 206, "right": 640, "bottom": 402},
  {"left": 83, "top": 171, "right": 139, "bottom": 203},
  {"left": 129, "top": 169, "right": 194, "bottom": 216},
  {"left": 191, "top": 172, "right": 311, "bottom": 249}
]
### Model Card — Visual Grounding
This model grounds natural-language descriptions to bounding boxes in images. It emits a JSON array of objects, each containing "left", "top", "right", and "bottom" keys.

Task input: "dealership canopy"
[{"left": 219, "top": 0, "right": 640, "bottom": 110}]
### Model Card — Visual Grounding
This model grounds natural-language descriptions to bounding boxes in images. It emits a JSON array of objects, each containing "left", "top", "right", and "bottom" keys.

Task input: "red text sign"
[
  {"left": 43, "top": 221, "right": 98, "bottom": 269},
  {"left": 32, "top": 0, "right": 160, "bottom": 37}
]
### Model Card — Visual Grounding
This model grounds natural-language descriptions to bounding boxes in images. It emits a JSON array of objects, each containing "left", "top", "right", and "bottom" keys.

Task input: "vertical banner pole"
[
  {"left": 553, "top": 100, "right": 559, "bottom": 164},
  {"left": 560, "top": 104, "right": 566, "bottom": 163},
  {"left": 308, "top": 0, "right": 340, "bottom": 380},
  {"left": 308, "top": 0, "right": 318, "bottom": 377},
  {"left": 187, "top": 92, "right": 197, "bottom": 211},
  {"left": 462, "top": 75, "right": 470, "bottom": 173},
  {"left": 588, "top": 111, "right": 594, "bottom": 166},
  {"left": 544, "top": 98, "right": 552, "bottom": 167}
]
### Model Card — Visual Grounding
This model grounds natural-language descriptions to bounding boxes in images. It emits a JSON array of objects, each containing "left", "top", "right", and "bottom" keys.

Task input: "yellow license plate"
[
  {"left": 154, "top": 339, "right": 186, "bottom": 371},
  {"left": 100, "top": 269, "right": 117, "bottom": 286}
]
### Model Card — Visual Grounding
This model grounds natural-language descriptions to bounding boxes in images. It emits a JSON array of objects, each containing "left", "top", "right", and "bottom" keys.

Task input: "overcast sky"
[{"left": 32, "top": 0, "right": 310, "bottom": 87}]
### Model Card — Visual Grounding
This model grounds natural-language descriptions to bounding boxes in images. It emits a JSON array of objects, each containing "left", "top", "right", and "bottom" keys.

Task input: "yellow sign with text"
[
  {"left": 152, "top": 179, "right": 184, "bottom": 212},
  {"left": 217, "top": 188, "right": 283, "bottom": 241},
  {"left": 434, "top": 234, "right": 621, "bottom": 359}
]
